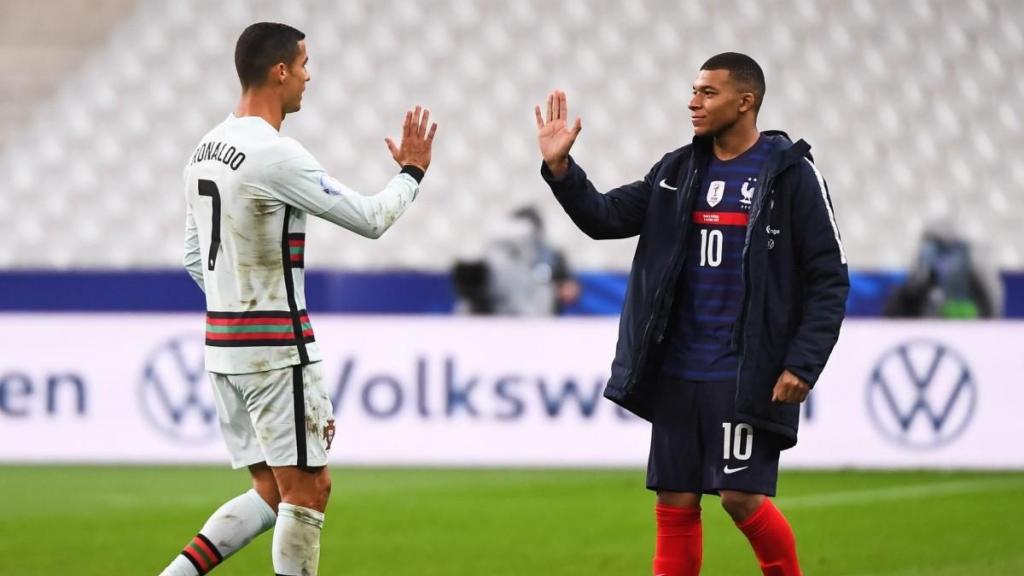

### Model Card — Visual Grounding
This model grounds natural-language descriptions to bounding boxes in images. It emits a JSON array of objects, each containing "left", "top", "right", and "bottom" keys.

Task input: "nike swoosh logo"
[
  {"left": 723, "top": 465, "right": 749, "bottom": 475},
  {"left": 658, "top": 179, "right": 678, "bottom": 190}
]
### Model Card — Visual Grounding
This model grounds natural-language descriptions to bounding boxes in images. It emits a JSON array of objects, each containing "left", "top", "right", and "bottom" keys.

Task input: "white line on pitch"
[{"left": 775, "top": 477, "right": 1024, "bottom": 510}]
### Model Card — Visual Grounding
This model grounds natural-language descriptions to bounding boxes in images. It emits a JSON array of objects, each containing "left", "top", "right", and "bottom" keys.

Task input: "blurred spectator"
[
  {"left": 884, "top": 223, "right": 1001, "bottom": 318},
  {"left": 452, "top": 206, "right": 580, "bottom": 315},
  {"left": 451, "top": 260, "right": 492, "bottom": 314}
]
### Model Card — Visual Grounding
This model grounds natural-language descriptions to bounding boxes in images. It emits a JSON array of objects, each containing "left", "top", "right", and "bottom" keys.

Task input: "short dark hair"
[
  {"left": 234, "top": 22, "right": 306, "bottom": 90},
  {"left": 700, "top": 52, "right": 766, "bottom": 111}
]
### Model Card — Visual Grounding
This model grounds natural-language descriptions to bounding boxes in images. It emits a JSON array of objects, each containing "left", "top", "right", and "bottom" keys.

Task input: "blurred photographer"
[
  {"left": 885, "top": 224, "right": 1001, "bottom": 318},
  {"left": 452, "top": 206, "right": 580, "bottom": 316}
]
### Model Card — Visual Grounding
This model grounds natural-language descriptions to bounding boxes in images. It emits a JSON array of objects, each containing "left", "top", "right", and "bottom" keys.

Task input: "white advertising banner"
[{"left": 0, "top": 315, "right": 1021, "bottom": 469}]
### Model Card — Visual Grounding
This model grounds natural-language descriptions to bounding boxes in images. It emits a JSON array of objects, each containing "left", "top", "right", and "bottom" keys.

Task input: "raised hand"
[
  {"left": 534, "top": 90, "right": 582, "bottom": 178},
  {"left": 386, "top": 105, "right": 438, "bottom": 173}
]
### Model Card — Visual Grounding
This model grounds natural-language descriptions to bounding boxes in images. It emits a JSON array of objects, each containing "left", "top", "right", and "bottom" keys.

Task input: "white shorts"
[{"left": 209, "top": 362, "right": 335, "bottom": 469}]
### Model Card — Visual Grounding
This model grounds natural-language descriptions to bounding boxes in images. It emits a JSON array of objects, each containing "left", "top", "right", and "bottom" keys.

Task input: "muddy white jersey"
[{"left": 183, "top": 114, "right": 419, "bottom": 374}]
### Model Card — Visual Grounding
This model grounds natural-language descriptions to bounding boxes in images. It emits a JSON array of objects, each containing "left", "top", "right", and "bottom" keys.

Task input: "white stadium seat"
[{"left": 1, "top": 0, "right": 1021, "bottom": 271}]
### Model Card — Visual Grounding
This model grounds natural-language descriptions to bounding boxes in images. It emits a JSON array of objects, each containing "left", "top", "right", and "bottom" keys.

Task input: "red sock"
[
  {"left": 653, "top": 504, "right": 702, "bottom": 576},
  {"left": 736, "top": 499, "right": 801, "bottom": 576}
]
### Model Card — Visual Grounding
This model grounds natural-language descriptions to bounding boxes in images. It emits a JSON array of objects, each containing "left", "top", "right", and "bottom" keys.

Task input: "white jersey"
[{"left": 183, "top": 114, "right": 419, "bottom": 374}]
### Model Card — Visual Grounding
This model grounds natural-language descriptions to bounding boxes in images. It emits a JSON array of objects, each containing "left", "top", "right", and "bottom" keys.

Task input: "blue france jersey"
[{"left": 663, "top": 136, "right": 771, "bottom": 381}]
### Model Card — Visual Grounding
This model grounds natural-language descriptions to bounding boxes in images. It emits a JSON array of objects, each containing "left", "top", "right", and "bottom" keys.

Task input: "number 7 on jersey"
[{"left": 198, "top": 179, "right": 222, "bottom": 270}]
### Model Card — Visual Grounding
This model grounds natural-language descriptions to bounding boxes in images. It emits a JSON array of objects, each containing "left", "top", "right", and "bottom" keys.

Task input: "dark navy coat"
[{"left": 542, "top": 131, "right": 849, "bottom": 448}]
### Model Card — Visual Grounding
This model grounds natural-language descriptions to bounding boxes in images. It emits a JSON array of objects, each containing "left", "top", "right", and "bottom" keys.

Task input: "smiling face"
[{"left": 688, "top": 68, "right": 756, "bottom": 138}]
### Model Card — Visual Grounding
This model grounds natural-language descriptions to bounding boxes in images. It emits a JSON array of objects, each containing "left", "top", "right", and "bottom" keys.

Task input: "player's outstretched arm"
[
  {"left": 535, "top": 90, "right": 651, "bottom": 240},
  {"left": 272, "top": 106, "right": 439, "bottom": 239}
]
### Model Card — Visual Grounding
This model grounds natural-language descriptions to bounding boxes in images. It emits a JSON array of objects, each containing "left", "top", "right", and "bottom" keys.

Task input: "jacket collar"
[
  {"left": 761, "top": 131, "right": 813, "bottom": 177},
  {"left": 690, "top": 130, "right": 813, "bottom": 177}
]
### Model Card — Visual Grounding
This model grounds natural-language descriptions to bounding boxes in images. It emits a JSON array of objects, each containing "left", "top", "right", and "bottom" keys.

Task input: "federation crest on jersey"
[
  {"left": 741, "top": 178, "right": 756, "bottom": 206},
  {"left": 707, "top": 181, "right": 725, "bottom": 207}
]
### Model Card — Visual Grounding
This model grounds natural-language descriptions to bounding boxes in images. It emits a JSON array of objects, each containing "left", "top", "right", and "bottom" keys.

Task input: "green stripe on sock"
[{"left": 188, "top": 541, "right": 214, "bottom": 570}]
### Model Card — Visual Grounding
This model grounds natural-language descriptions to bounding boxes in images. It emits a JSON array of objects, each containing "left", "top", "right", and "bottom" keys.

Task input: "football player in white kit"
[{"left": 158, "top": 22, "right": 437, "bottom": 576}]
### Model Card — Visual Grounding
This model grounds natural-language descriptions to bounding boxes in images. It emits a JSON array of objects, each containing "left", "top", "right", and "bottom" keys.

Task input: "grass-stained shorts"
[{"left": 209, "top": 361, "right": 335, "bottom": 469}]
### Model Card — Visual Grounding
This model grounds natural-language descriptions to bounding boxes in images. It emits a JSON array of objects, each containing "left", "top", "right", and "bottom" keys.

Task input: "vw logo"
[
  {"left": 866, "top": 339, "right": 977, "bottom": 449},
  {"left": 139, "top": 335, "right": 218, "bottom": 444}
]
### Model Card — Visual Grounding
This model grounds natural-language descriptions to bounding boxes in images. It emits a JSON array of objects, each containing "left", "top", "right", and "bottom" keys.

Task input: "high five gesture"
[
  {"left": 386, "top": 105, "right": 438, "bottom": 174},
  {"left": 535, "top": 90, "right": 582, "bottom": 178}
]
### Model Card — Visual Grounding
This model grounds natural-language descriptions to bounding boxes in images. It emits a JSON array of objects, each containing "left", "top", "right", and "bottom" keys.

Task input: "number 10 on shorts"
[{"left": 722, "top": 422, "right": 754, "bottom": 461}]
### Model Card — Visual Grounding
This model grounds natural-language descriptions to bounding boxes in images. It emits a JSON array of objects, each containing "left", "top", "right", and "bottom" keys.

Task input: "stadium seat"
[{"left": 0, "top": 0, "right": 1021, "bottom": 270}]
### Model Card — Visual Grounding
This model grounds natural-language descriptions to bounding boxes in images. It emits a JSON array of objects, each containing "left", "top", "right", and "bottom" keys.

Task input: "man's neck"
[
  {"left": 712, "top": 123, "right": 760, "bottom": 161},
  {"left": 235, "top": 91, "right": 284, "bottom": 131}
]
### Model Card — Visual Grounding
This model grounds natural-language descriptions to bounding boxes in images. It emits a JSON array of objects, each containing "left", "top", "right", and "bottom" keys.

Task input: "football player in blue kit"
[{"left": 535, "top": 53, "right": 848, "bottom": 575}]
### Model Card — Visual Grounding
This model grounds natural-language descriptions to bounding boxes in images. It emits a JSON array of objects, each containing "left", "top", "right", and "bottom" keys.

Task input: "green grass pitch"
[{"left": 1, "top": 466, "right": 1022, "bottom": 575}]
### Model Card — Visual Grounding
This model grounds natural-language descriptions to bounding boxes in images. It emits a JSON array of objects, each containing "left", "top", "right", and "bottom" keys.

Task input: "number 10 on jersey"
[{"left": 699, "top": 229, "right": 723, "bottom": 267}]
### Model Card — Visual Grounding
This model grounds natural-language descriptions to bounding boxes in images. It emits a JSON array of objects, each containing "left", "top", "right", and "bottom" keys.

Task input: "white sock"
[
  {"left": 272, "top": 503, "right": 325, "bottom": 576},
  {"left": 159, "top": 489, "right": 277, "bottom": 575}
]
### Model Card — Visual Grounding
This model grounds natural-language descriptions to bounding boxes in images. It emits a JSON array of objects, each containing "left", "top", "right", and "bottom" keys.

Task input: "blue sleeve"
[
  {"left": 784, "top": 158, "right": 850, "bottom": 386},
  {"left": 540, "top": 156, "right": 655, "bottom": 240}
]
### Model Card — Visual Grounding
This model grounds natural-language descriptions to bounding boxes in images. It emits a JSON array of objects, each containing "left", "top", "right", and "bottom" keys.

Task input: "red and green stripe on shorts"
[
  {"left": 205, "top": 310, "right": 315, "bottom": 347},
  {"left": 180, "top": 533, "right": 223, "bottom": 575}
]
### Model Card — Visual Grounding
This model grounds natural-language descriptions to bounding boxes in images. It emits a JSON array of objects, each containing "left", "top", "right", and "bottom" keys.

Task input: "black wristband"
[{"left": 401, "top": 165, "right": 425, "bottom": 183}]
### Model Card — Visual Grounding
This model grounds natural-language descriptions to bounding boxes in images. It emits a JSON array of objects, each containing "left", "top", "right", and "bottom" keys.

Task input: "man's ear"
[
  {"left": 738, "top": 92, "right": 756, "bottom": 114},
  {"left": 274, "top": 62, "right": 287, "bottom": 84}
]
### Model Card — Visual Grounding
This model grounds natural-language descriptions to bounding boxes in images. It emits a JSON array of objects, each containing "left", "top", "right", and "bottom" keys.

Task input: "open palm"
[{"left": 534, "top": 90, "right": 582, "bottom": 177}]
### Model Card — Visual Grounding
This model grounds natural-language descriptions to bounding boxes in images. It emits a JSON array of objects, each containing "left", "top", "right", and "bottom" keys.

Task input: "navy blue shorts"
[{"left": 646, "top": 377, "right": 781, "bottom": 496}]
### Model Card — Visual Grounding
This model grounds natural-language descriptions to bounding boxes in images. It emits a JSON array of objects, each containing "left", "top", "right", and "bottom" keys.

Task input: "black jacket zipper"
[{"left": 626, "top": 163, "right": 700, "bottom": 392}]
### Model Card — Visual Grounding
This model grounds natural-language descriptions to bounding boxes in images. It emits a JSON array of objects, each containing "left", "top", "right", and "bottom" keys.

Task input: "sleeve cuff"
[
  {"left": 785, "top": 364, "right": 817, "bottom": 388},
  {"left": 401, "top": 165, "right": 425, "bottom": 183},
  {"left": 539, "top": 157, "right": 576, "bottom": 183}
]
